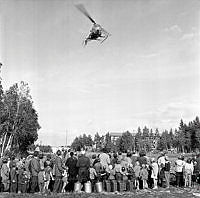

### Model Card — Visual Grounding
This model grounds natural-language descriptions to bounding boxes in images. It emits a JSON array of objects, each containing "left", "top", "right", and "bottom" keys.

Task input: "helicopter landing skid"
[
  {"left": 83, "top": 37, "right": 108, "bottom": 46},
  {"left": 100, "top": 35, "right": 108, "bottom": 44}
]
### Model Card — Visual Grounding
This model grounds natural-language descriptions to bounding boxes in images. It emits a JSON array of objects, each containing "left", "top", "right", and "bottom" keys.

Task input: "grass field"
[{"left": 0, "top": 187, "right": 200, "bottom": 198}]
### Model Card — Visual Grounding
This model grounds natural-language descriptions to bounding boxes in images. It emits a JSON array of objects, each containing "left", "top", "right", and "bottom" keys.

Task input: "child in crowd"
[
  {"left": 133, "top": 161, "right": 141, "bottom": 190},
  {"left": 101, "top": 166, "right": 108, "bottom": 181},
  {"left": 91, "top": 154, "right": 97, "bottom": 167},
  {"left": 93, "top": 158, "right": 102, "bottom": 181},
  {"left": 127, "top": 164, "right": 135, "bottom": 182},
  {"left": 10, "top": 162, "right": 17, "bottom": 193},
  {"left": 108, "top": 165, "right": 115, "bottom": 181},
  {"left": 164, "top": 156, "right": 171, "bottom": 188},
  {"left": 151, "top": 158, "right": 158, "bottom": 189},
  {"left": 140, "top": 164, "right": 148, "bottom": 189},
  {"left": 24, "top": 169, "right": 30, "bottom": 193},
  {"left": 121, "top": 167, "right": 128, "bottom": 181},
  {"left": 38, "top": 167, "right": 46, "bottom": 193},
  {"left": 62, "top": 169, "right": 68, "bottom": 193},
  {"left": 44, "top": 161, "right": 54, "bottom": 193},
  {"left": 184, "top": 158, "right": 194, "bottom": 188},
  {"left": 114, "top": 160, "right": 122, "bottom": 181},
  {"left": 1, "top": 158, "right": 10, "bottom": 192},
  {"left": 18, "top": 166, "right": 29, "bottom": 193},
  {"left": 89, "top": 165, "right": 97, "bottom": 192}
]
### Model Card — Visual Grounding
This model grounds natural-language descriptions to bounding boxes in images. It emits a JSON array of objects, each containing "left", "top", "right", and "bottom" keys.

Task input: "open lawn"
[{"left": 1, "top": 187, "right": 200, "bottom": 198}]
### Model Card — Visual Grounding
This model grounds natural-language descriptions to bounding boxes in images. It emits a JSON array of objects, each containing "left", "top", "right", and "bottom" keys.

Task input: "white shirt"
[
  {"left": 158, "top": 156, "right": 165, "bottom": 167},
  {"left": 175, "top": 159, "right": 184, "bottom": 172},
  {"left": 151, "top": 162, "right": 158, "bottom": 179},
  {"left": 184, "top": 162, "right": 194, "bottom": 174},
  {"left": 99, "top": 153, "right": 110, "bottom": 171}
]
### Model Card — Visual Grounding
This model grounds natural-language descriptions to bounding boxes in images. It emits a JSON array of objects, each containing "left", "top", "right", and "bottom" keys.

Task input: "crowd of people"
[{"left": 0, "top": 148, "right": 199, "bottom": 194}]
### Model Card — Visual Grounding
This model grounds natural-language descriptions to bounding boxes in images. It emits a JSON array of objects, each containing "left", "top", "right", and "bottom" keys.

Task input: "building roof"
[
  {"left": 110, "top": 132, "right": 136, "bottom": 137},
  {"left": 110, "top": 132, "right": 123, "bottom": 137}
]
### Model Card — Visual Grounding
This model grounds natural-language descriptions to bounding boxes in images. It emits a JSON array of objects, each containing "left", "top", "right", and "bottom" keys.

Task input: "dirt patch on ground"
[{"left": 1, "top": 187, "right": 200, "bottom": 198}]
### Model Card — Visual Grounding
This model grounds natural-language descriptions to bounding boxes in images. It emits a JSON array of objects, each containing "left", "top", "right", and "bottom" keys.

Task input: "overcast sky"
[{"left": 0, "top": 0, "right": 200, "bottom": 146}]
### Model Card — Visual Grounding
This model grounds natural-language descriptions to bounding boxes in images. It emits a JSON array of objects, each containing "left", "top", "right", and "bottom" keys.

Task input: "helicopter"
[{"left": 75, "top": 4, "right": 111, "bottom": 46}]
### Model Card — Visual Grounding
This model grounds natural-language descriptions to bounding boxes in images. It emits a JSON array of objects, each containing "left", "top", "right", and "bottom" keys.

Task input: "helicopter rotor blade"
[{"left": 75, "top": 4, "right": 96, "bottom": 24}]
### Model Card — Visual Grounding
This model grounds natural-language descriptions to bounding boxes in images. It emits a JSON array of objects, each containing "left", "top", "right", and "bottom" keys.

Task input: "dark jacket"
[
  {"left": 29, "top": 157, "right": 40, "bottom": 177},
  {"left": 165, "top": 161, "right": 170, "bottom": 172},
  {"left": 54, "top": 156, "right": 64, "bottom": 177},
  {"left": 66, "top": 156, "right": 78, "bottom": 181},
  {"left": 77, "top": 154, "right": 90, "bottom": 183},
  {"left": 10, "top": 167, "right": 17, "bottom": 183},
  {"left": 195, "top": 156, "right": 200, "bottom": 173}
]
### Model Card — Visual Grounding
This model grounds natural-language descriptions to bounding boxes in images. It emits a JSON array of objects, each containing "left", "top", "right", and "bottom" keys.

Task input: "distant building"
[
  {"left": 109, "top": 131, "right": 159, "bottom": 151},
  {"left": 110, "top": 131, "right": 136, "bottom": 143},
  {"left": 110, "top": 132, "right": 123, "bottom": 142}
]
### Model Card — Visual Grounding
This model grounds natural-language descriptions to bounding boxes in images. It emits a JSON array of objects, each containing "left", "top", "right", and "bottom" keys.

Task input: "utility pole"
[{"left": 66, "top": 129, "right": 68, "bottom": 147}]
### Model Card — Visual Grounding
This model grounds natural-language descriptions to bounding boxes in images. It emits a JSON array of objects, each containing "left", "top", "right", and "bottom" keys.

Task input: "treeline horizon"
[{"left": 71, "top": 116, "right": 200, "bottom": 153}]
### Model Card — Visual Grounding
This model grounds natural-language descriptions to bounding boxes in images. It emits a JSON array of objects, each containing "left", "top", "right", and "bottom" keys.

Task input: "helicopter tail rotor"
[{"left": 75, "top": 4, "right": 96, "bottom": 24}]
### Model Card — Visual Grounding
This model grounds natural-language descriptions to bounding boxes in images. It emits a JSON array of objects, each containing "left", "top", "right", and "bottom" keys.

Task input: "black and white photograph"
[{"left": 0, "top": 0, "right": 200, "bottom": 197}]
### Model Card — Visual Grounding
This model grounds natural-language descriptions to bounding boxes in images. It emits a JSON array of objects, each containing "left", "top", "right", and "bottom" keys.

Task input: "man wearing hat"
[
  {"left": 29, "top": 151, "right": 40, "bottom": 193},
  {"left": 53, "top": 150, "right": 64, "bottom": 193},
  {"left": 76, "top": 149, "right": 90, "bottom": 186},
  {"left": 65, "top": 151, "right": 78, "bottom": 192}
]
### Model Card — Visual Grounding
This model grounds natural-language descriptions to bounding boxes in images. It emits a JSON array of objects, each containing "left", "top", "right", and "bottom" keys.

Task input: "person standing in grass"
[
  {"left": 114, "top": 159, "right": 123, "bottom": 181},
  {"left": 195, "top": 153, "right": 200, "bottom": 189},
  {"left": 140, "top": 164, "right": 148, "bottom": 189},
  {"left": 44, "top": 160, "right": 54, "bottom": 193},
  {"left": 157, "top": 152, "right": 166, "bottom": 187},
  {"left": 133, "top": 161, "right": 141, "bottom": 190},
  {"left": 89, "top": 165, "right": 97, "bottom": 192},
  {"left": 1, "top": 158, "right": 10, "bottom": 192},
  {"left": 38, "top": 167, "right": 45, "bottom": 193},
  {"left": 99, "top": 148, "right": 110, "bottom": 172},
  {"left": 65, "top": 151, "right": 78, "bottom": 192},
  {"left": 61, "top": 169, "right": 68, "bottom": 193},
  {"left": 76, "top": 149, "right": 90, "bottom": 188},
  {"left": 53, "top": 150, "right": 64, "bottom": 193},
  {"left": 164, "top": 156, "right": 170, "bottom": 188},
  {"left": 93, "top": 158, "right": 103, "bottom": 181},
  {"left": 29, "top": 151, "right": 40, "bottom": 193},
  {"left": 10, "top": 162, "right": 17, "bottom": 193},
  {"left": 184, "top": 158, "right": 194, "bottom": 188},
  {"left": 175, "top": 155, "right": 185, "bottom": 187},
  {"left": 108, "top": 165, "right": 115, "bottom": 181},
  {"left": 18, "top": 165, "right": 29, "bottom": 193},
  {"left": 151, "top": 158, "right": 158, "bottom": 190}
]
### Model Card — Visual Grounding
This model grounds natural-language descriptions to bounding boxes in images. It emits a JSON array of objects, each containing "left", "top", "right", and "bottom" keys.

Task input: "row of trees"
[
  {"left": 0, "top": 71, "right": 40, "bottom": 155},
  {"left": 71, "top": 117, "right": 200, "bottom": 153},
  {"left": 71, "top": 129, "right": 157, "bottom": 152}
]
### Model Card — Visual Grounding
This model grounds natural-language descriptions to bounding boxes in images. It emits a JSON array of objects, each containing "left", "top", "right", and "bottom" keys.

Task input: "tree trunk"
[
  {"left": 5, "top": 133, "right": 13, "bottom": 151},
  {"left": 182, "top": 145, "right": 184, "bottom": 153},
  {"left": 1, "top": 132, "right": 7, "bottom": 156}
]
